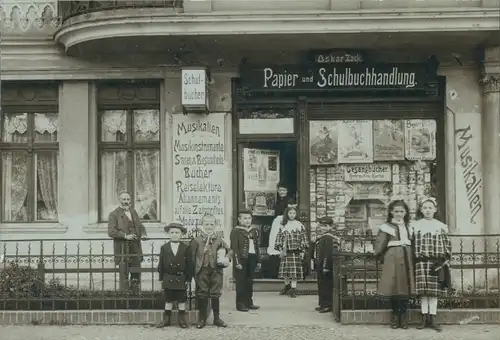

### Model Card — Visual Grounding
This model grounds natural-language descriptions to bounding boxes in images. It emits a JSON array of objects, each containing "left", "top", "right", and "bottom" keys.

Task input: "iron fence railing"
[
  {"left": 1, "top": 233, "right": 499, "bottom": 315},
  {"left": 0, "top": 237, "right": 196, "bottom": 311},
  {"left": 331, "top": 233, "right": 500, "bottom": 322},
  {"left": 58, "top": 1, "right": 183, "bottom": 22}
]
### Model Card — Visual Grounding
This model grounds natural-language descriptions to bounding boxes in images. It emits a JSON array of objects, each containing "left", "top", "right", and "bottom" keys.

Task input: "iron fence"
[
  {"left": 331, "top": 233, "right": 500, "bottom": 321},
  {"left": 0, "top": 237, "right": 195, "bottom": 311}
]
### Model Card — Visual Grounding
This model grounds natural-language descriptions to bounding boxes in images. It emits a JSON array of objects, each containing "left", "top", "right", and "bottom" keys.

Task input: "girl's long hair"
[
  {"left": 281, "top": 206, "right": 298, "bottom": 226},
  {"left": 386, "top": 199, "right": 410, "bottom": 225}
]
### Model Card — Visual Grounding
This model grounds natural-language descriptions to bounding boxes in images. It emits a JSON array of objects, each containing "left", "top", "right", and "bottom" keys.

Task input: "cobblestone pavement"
[
  {"left": 2, "top": 293, "right": 499, "bottom": 340},
  {"left": 1, "top": 324, "right": 499, "bottom": 340}
]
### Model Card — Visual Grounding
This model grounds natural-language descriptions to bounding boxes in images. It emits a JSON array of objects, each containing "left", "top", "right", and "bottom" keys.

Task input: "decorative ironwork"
[
  {"left": 330, "top": 232, "right": 500, "bottom": 321},
  {"left": 58, "top": 1, "right": 183, "bottom": 23}
]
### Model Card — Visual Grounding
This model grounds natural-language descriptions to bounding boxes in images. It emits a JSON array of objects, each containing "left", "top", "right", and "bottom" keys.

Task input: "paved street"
[{"left": 1, "top": 292, "right": 499, "bottom": 340}]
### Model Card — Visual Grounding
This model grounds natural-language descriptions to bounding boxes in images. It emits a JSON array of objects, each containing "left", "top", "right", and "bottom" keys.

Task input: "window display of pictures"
[
  {"left": 373, "top": 120, "right": 405, "bottom": 161},
  {"left": 404, "top": 119, "right": 437, "bottom": 160},
  {"left": 309, "top": 121, "right": 338, "bottom": 165},
  {"left": 243, "top": 148, "right": 280, "bottom": 191},
  {"left": 244, "top": 191, "right": 277, "bottom": 216},
  {"left": 338, "top": 120, "right": 373, "bottom": 163}
]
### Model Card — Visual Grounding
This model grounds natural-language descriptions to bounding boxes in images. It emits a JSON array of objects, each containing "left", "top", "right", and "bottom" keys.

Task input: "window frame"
[
  {"left": 97, "top": 102, "right": 161, "bottom": 223},
  {"left": 0, "top": 105, "right": 60, "bottom": 223}
]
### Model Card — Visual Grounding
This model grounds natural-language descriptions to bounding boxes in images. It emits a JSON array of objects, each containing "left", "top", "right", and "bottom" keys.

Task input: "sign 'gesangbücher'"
[
  {"left": 344, "top": 164, "right": 392, "bottom": 182},
  {"left": 240, "top": 64, "right": 428, "bottom": 92}
]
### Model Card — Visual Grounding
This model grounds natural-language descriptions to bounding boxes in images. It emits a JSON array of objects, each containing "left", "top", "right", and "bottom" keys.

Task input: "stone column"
[
  {"left": 481, "top": 47, "right": 500, "bottom": 239},
  {"left": 58, "top": 82, "right": 91, "bottom": 235}
]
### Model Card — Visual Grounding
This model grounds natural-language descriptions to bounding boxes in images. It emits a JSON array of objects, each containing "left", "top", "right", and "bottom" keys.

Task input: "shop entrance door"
[{"left": 236, "top": 140, "right": 298, "bottom": 279}]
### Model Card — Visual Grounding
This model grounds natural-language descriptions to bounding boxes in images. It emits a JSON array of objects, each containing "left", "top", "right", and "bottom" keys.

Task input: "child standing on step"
[
  {"left": 158, "top": 222, "right": 193, "bottom": 328},
  {"left": 191, "top": 214, "right": 232, "bottom": 329},
  {"left": 374, "top": 200, "right": 416, "bottom": 330},
  {"left": 313, "top": 216, "right": 341, "bottom": 313},
  {"left": 413, "top": 197, "right": 451, "bottom": 332},
  {"left": 274, "top": 205, "right": 308, "bottom": 298}
]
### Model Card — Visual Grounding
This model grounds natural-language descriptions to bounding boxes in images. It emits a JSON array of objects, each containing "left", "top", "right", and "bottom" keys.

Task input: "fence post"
[
  {"left": 37, "top": 240, "right": 45, "bottom": 296},
  {"left": 332, "top": 254, "right": 342, "bottom": 322}
]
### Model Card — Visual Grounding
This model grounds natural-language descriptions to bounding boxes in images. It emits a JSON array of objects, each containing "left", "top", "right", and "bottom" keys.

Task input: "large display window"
[{"left": 308, "top": 119, "right": 439, "bottom": 252}]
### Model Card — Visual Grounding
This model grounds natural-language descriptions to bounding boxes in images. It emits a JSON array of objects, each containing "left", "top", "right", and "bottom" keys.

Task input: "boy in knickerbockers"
[
  {"left": 231, "top": 209, "right": 261, "bottom": 312},
  {"left": 158, "top": 222, "right": 193, "bottom": 328},
  {"left": 313, "top": 216, "right": 341, "bottom": 313},
  {"left": 191, "top": 214, "right": 232, "bottom": 328}
]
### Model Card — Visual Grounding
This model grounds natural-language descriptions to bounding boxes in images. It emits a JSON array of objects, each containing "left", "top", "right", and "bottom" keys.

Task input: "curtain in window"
[
  {"left": 35, "top": 113, "right": 59, "bottom": 221},
  {"left": 1, "top": 113, "right": 58, "bottom": 222},
  {"left": 99, "top": 110, "right": 159, "bottom": 221}
]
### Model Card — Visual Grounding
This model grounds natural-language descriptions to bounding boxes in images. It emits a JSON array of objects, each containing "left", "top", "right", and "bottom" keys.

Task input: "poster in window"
[
  {"left": 373, "top": 120, "right": 405, "bottom": 161},
  {"left": 243, "top": 149, "right": 280, "bottom": 191},
  {"left": 244, "top": 191, "right": 277, "bottom": 216},
  {"left": 404, "top": 120, "right": 436, "bottom": 160},
  {"left": 309, "top": 121, "right": 338, "bottom": 165},
  {"left": 338, "top": 120, "right": 373, "bottom": 163}
]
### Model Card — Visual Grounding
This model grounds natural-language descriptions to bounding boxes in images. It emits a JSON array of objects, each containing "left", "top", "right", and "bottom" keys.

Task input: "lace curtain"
[
  {"left": 1, "top": 113, "right": 59, "bottom": 222},
  {"left": 99, "top": 110, "right": 160, "bottom": 221}
]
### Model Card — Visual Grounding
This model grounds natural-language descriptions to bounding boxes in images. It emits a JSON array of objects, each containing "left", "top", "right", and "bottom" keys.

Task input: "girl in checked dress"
[
  {"left": 413, "top": 197, "right": 451, "bottom": 332},
  {"left": 274, "top": 205, "right": 308, "bottom": 298}
]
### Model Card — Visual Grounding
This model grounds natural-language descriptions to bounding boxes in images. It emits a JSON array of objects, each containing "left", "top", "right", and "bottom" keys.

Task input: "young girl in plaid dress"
[
  {"left": 274, "top": 205, "right": 308, "bottom": 298},
  {"left": 413, "top": 197, "right": 451, "bottom": 332}
]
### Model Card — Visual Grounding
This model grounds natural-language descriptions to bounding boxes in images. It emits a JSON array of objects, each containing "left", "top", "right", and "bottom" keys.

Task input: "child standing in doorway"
[
  {"left": 374, "top": 200, "right": 416, "bottom": 329},
  {"left": 413, "top": 197, "right": 451, "bottom": 332},
  {"left": 274, "top": 205, "right": 308, "bottom": 298},
  {"left": 191, "top": 214, "right": 232, "bottom": 329},
  {"left": 157, "top": 222, "right": 192, "bottom": 328}
]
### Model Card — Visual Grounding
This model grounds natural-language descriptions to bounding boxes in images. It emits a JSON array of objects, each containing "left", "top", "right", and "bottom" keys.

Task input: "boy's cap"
[
  {"left": 317, "top": 216, "right": 333, "bottom": 225},
  {"left": 164, "top": 222, "right": 187, "bottom": 234},
  {"left": 238, "top": 209, "right": 253, "bottom": 216}
]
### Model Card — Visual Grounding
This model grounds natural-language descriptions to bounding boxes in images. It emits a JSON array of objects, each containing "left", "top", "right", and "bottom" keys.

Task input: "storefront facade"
[{"left": 0, "top": 1, "right": 499, "bottom": 289}]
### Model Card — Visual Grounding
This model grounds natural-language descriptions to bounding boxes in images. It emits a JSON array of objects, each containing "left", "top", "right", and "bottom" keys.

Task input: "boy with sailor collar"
[{"left": 230, "top": 209, "right": 261, "bottom": 312}]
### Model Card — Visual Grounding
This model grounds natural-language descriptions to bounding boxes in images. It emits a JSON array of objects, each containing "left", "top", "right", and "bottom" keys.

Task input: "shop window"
[
  {"left": 309, "top": 119, "right": 439, "bottom": 252},
  {"left": 0, "top": 112, "right": 59, "bottom": 222},
  {"left": 97, "top": 82, "right": 161, "bottom": 222}
]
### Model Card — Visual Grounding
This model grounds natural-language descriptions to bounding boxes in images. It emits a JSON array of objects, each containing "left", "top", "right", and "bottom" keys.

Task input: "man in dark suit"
[{"left": 107, "top": 191, "right": 147, "bottom": 290}]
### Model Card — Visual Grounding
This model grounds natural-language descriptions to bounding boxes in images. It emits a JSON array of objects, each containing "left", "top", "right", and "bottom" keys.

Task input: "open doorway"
[{"left": 236, "top": 140, "right": 298, "bottom": 279}]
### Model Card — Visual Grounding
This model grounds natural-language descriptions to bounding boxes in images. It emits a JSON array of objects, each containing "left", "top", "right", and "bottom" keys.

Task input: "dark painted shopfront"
[{"left": 232, "top": 53, "right": 446, "bottom": 279}]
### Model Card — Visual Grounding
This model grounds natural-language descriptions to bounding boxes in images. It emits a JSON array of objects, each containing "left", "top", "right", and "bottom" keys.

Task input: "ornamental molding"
[
  {"left": 54, "top": 8, "right": 500, "bottom": 51},
  {"left": 480, "top": 73, "right": 500, "bottom": 94},
  {"left": 0, "top": 1, "right": 60, "bottom": 35}
]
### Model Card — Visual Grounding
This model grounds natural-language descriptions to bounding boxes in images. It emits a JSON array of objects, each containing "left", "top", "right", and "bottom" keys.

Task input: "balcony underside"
[
  {"left": 54, "top": 7, "right": 500, "bottom": 59},
  {"left": 61, "top": 31, "right": 499, "bottom": 66}
]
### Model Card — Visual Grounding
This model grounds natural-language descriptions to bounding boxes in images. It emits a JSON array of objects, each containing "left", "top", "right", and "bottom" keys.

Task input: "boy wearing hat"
[
  {"left": 158, "top": 222, "right": 192, "bottom": 328},
  {"left": 230, "top": 209, "right": 261, "bottom": 312},
  {"left": 190, "top": 213, "right": 232, "bottom": 329},
  {"left": 313, "top": 216, "right": 341, "bottom": 313}
]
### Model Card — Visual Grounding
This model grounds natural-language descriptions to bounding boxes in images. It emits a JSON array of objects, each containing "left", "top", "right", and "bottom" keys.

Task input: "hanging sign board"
[{"left": 181, "top": 68, "right": 209, "bottom": 113}]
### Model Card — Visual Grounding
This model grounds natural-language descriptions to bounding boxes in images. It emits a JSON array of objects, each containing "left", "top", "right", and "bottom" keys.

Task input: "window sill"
[
  {"left": 83, "top": 222, "right": 166, "bottom": 234},
  {"left": 0, "top": 223, "right": 68, "bottom": 234}
]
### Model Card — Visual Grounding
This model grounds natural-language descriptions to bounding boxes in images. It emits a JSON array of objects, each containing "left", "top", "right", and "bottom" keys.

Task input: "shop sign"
[
  {"left": 172, "top": 113, "right": 226, "bottom": 232},
  {"left": 181, "top": 68, "right": 209, "bottom": 112},
  {"left": 240, "top": 64, "right": 428, "bottom": 92},
  {"left": 312, "top": 50, "right": 364, "bottom": 64},
  {"left": 454, "top": 112, "right": 483, "bottom": 231},
  {"left": 344, "top": 164, "right": 392, "bottom": 182}
]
